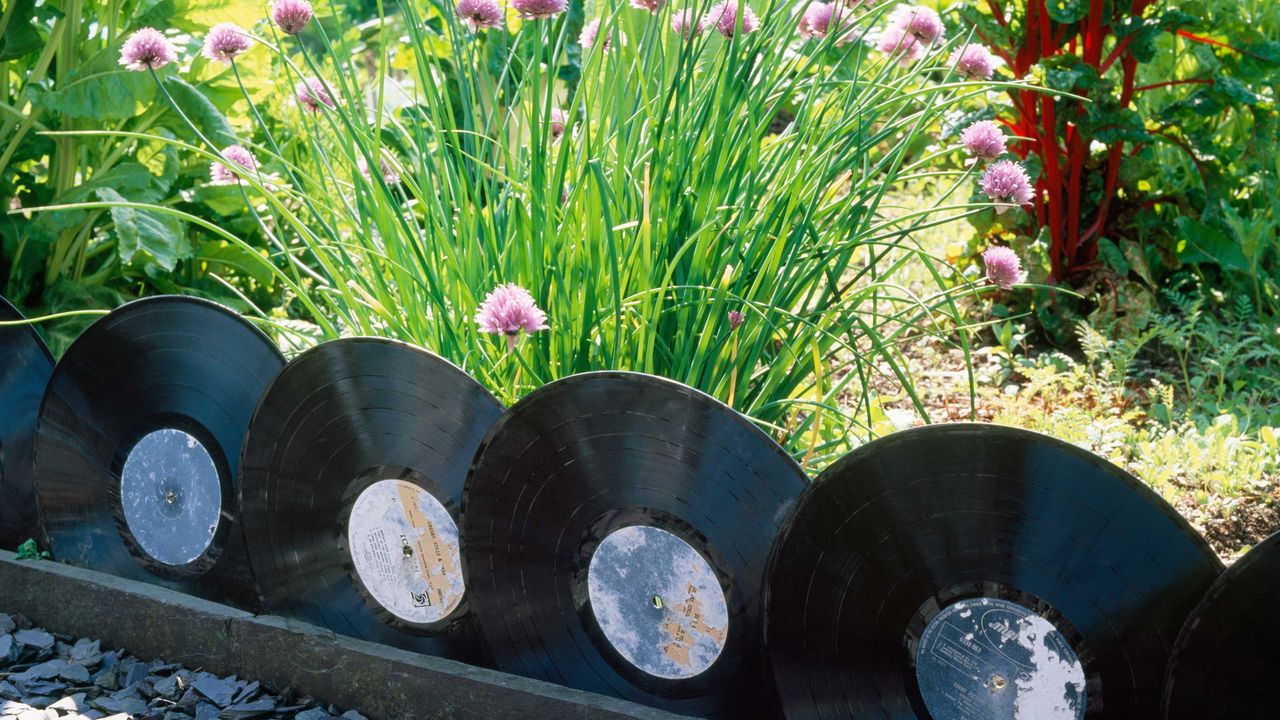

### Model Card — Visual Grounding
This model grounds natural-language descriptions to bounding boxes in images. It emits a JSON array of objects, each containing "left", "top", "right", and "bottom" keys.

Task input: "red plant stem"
[
  {"left": 1133, "top": 78, "right": 1214, "bottom": 93},
  {"left": 1080, "top": 56, "right": 1140, "bottom": 253},
  {"left": 1083, "top": 0, "right": 1104, "bottom": 66},
  {"left": 1177, "top": 29, "right": 1263, "bottom": 58},
  {"left": 1038, "top": 0, "right": 1052, "bottom": 55},
  {"left": 1101, "top": 36, "right": 1132, "bottom": 73},
  {"left": 987, "top": 0, "right": 1008, "bottom": 27}
]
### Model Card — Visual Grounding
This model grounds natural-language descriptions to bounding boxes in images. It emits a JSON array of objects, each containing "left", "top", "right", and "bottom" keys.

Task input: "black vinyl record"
[
  {"left": 464, "top": 371, "right": 808, "bottom": 718},
  {"left": 1162, "top": 529, "right": 1280, "bottom": 719},
  {"left": 238, "top": 338, "right": 503, "bottom": 662},
  {"left": 765, "top": 423, "right": 1223, "bottom": 720},
  {"left": 0, "top": 296, "right": 54, "bottom": 549},
  {"left": 34, "top": 296, "right": 283, "bottom": 608}
]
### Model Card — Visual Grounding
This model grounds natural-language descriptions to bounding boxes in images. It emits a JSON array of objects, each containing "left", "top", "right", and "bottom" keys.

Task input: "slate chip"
[
  {"left": 58, "top": 664, "right": 90, "bottom": 684},
  {"left": 11, "top": 630, "right": 53, "bottom": 652},
  {"left": 0, "top": 620, "right": 366, "bottom": 719}
]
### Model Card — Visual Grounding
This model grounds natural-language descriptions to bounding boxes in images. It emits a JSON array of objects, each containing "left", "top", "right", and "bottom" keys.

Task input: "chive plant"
[{"left": 48, "top": 0, "right": 1047, "bottom": 466}]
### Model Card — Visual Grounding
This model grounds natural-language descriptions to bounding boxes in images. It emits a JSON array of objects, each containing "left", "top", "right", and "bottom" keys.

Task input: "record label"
[
  {"left": 587, "top": 525, "right": 729, "bottom": 680},
  {"left": 915, "top": 598, "right": 1086, "bottom": 720},
  {"left": 119, "top": 429, "right": 222, "bottom": 567},
  {"left": 347, "top": 479, "right": 465, "bottom": 624}
]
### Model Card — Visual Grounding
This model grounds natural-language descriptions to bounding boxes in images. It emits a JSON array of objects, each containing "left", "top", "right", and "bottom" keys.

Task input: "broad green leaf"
[
  {"left": 161, "top": 76, "right": 239, "bottom": 147},
  {"left": 196, "top": 240, "right": 275, "bottom": 286},
  {"left": 97, "top": 187, "right": 188, "bottom": 270},
  {"left": 0, "top": 0, "right": 42, "bottom": 60},
  {"left": 27, "top": 46, "right": 156, "bottom": 119},
  {"left": 1044, "top": 0, "right": 1089, "bottom": 24},
  {"left": 1175, "top": 216, "right": 1250, "bottom": 272},
  {"left": 1096, "top": 237, "right": 1130, "bottom": 276}
]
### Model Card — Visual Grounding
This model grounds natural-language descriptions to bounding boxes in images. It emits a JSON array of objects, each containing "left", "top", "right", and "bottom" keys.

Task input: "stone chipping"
[{"left": 0, "top": 613, "right": 367, "bottom": 720}]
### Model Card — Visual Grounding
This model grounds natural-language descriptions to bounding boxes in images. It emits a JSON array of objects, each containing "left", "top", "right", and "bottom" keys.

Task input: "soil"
[{"left": 870, "top": 335, "right": 1279, "bottom": 564}]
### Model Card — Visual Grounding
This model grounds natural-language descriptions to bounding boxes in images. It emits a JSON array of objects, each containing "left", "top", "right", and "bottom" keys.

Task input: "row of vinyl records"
[{"left": 0, "top": 294, "right": 1274, "bottom": 719}]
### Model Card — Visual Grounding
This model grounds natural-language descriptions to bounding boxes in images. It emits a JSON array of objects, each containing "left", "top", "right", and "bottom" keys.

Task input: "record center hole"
[
  {"left": 401, "top": 543, "right": 414, "bottom": 559},
  {"left": 989, "top": 674, "right": 1008, "bottom": 692},
  {"left": 650, "top": 595, "right": 663, "bottom": 610}
]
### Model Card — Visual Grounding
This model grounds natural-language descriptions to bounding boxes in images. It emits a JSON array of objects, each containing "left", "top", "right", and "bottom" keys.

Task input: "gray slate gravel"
[{"left": 0, "top": 614, "right": 369, "bottom": 720}]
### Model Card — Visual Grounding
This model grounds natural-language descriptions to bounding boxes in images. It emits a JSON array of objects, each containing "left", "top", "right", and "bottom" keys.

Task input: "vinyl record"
[
  {"left": 765, "top": 423, "right": 1223, "bottom": 720},
  {"left": 238, "top": 338, "right": 503, "bottom": 662},
  {"left": 34, "top": 296, "right": 283, "bottom": 607},
  {"left": 464, "top": 371, "right": 808, "bottom": 718},
  {"left": 1162, "top": 529, "right": 1280, "bottom": 719},
  {"left": 0, "top": 296, "right": 54, "bottom": 549}
]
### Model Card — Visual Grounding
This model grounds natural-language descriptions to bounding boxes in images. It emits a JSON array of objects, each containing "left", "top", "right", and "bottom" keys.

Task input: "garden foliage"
[
  {"left": 962, "top": 0, "right": 1279, "bottom": 338},
  {"left": 46, "top": 0, "right": 1050, "bottom": 463}
]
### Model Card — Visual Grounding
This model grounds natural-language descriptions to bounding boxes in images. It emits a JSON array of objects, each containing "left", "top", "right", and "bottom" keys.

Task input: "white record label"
[
  {"left": 915, "top": 597, "right": 1087, "bottom": 720},
  {"left": 120, "top": 428, "right": 222, "bottom": 566},
  {"left": 588, "top": 525, "right": 729, "bottom": 679},
  {"left": 347, "top": 479, "right": 465, "bottom": 624}
]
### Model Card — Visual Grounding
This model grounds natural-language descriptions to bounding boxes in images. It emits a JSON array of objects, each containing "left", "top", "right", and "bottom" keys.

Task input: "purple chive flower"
[
  {"left": 980, "top": 160, "right": 1035, "bottom": 214},
  {"left": 271, "top": 0, "right": 314, "bottom": 34},
  {"left": 671, "top": 9, "right": 703, "bottom": 37},
  {"left": 118, "top": 28, "right": 177, "bottom": 71},
  {"left": 295, "top": 77, "right": 334, "bottom": 113},
  {"left": 982, "top": 246, "right": 1027, "bottom": 289},
  {"left": 960, "top": 120, "right": 1007, "bottom": 163},
  {"left": 580, "top": 19, "right": 603, "bottom": 51},
  {"left": 549, "top": 107, "right": 569, "bottom": 143},
  {"left": 798, "top": 2, "right": 855, "bottom": 44},
  {"left": 511, "top": 0, "right": 567, "bottom": 19},
  {"left": 728, "top": 310, "right": 745, "bottom": 330},
  {"left": 202, "top": 23, "right": 252, "bottom": 64},
  {"left": 210, "top": 145, "right": 258, "bottom": 185},
  {"left": 704, "top": 0, "right": 759, "bottom": 38},
  {"left": 475, "top": 283, "right": 549, "bottom": 350},
  {"left": 456, "top": 0, "right": 503, "bottom": 30},
  {"left": 631, "top": 0, "right": 664, "bottom": 12},
  {"left": 887, "top": 5, "right": 944, "bottom": 46},
  {"left": 950, "top": 43, "right": 998, "bottom": 80},
  {"left": 358, "top": 153, "right": 400, "bottom": 185},
  {"left": 875, "top": 26, "right": 924, "bottom": 63}
]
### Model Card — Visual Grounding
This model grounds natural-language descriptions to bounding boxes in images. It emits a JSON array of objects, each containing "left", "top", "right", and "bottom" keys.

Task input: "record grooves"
[
  {"left": 764, "top": 423, "right": 1223, "bottom": 720},
  {"left": 1162, "top": 529, "right": 1280, "bottom": 720},
  {"left": 463, "top": 371, "right": 808, "bottom": 718},
  {"left": 0, "top": 296, "right": 54, "bottom": 549},
  {"left": 33, "top": 296, "right": 283, "bottom": 608},
  {"left": 237, "top": 338, "right": 503, "bottom": 662}
]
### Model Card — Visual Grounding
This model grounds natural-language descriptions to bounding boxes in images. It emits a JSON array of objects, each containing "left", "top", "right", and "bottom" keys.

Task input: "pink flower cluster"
[
  {"left": 202, "top": 23, "right": 252, "bottom": 64},
  {"left": 118, "top": 27, "right": 177, "bottom": 71},
  {"left": 549, "top": 107, "right": 569, "bottom": 143},
  {"left": 704, "top": 0, "right": 759, "bottom": 38},
  {"left": 296, "top": 77, "right": 335, "bottom": 113},
  {"left": 982, "top": 246, "right": 1027, "bottom": 289},
  {"left": 798, "top": 3, "right": 857, "bottom": 45},
  {"left": 580, "top": 19, "right": 625, "bottom": 52},
  {"left": 359, "top": 152, "right": 401, "bottom": 185},
  {"left": 960, "top": 120, "right": 1007, "bottom": 163},
  {"left": 210, "top": 145, "right": 258, "bottom": 185},
  {"left": 475, "top": 284, "right": 549, "bottom": 350},
  {"left": 456, "top": 0, "right": 503, "bottom": 30},
  {"left": 980, "top": 159, "right": 1035, "bottom": 214},
  {"left": 271, "top": 0, "right": 314, "bottom": 35},
  {"left": 950, "top": 43, "right": 999, "bottom": 80},
  {"left": 510, "top": 0, "right": 567, "bottom": 19},
  {"left": 876, "top": 5, "right": 944, "bottom": 64}
]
